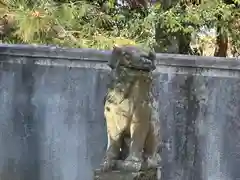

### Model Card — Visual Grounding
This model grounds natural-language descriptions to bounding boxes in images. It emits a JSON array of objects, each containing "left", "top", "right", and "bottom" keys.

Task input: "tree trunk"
[
  {"left": 214, "top": 10, "right": 228, "bottom": 57},
  {"left": 124, "top": 0, "right": 149, "bottom": 8},
  {"left": 214, "top": 25, "right": 228, "bottom": 57},
  {"left": 155, "top": 0, "right": 194, "bottom": 54},
  {"left": 179, "top": 32, "right": 193, "bottom": 54},
  {"left": 154, "top": 0, "right": 180, "bottom": 53}
]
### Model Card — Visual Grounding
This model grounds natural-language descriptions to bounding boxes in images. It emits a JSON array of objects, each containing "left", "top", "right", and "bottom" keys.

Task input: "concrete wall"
[{"left": 0, "top": 44, "right": 239, "bottom": 180}]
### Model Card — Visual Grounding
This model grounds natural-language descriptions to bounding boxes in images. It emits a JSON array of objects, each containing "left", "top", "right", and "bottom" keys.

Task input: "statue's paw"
[
  {"left": 146, "top": 155, "right": 161, "bottom": 169},
  {"left": 100, "top": 159, "right": 115, "bottom": 172},
  {"left": 125, "top": 155, "right": 143, "bottom": 163},
  {"left": 147, "top": 158, "right": 160, "bottom": 168},
  {"left": 121, "top": 156, "right": 146, "bottom": 172}
]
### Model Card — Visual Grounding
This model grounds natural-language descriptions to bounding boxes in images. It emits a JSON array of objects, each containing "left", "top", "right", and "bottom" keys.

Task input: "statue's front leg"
[
  {"left": 126, "top": 121, "right": 149, "bottom": 163},
  {"left": 122, "top": 103, "right": 151, "bottom": 171},
  {"left": 100, "top": 134, "right": 121, "bottom": 172},
  {"left": 101, "top": 102, "right": 129, "bottom": 172}
]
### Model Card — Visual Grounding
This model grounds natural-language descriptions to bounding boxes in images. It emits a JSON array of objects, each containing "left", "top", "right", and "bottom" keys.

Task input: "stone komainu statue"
[{"left": 101, "top": 45, "right": 158, "bottom": 172}]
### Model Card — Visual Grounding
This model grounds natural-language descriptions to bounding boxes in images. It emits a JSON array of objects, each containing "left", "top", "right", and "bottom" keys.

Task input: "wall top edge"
[{"left": 0, "top": 43, "right": 239, "bottom": 70}]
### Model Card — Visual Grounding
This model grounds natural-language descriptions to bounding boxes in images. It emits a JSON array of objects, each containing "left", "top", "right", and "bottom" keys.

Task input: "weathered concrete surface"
[
  {"left": 94, "top": 169, "right": 158, "bottom": 180},
  {"left": 0, "top": 44, "right": 240, "bottom": 180}
]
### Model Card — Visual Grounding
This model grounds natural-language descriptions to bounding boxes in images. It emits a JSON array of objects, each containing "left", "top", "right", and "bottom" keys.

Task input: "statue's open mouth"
[
  {"left": 130, "top": 66, "right": 152, "bottom": 72},
  {"left": 119, "top": 65, "right": 153, "bottom": 72},
  {"left": 117, "top": 57, "right": 155, "bottom": 72}
]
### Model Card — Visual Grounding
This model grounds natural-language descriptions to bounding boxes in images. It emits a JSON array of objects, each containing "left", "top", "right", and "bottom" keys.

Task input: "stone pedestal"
[{"left": 94, "top": 168, "right": 160, "bottom": 180}]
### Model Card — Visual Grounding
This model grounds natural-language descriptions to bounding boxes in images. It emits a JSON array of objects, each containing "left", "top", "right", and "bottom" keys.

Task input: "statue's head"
[{"left": 109, "top": 45, "right": 156, "bottom": 72}]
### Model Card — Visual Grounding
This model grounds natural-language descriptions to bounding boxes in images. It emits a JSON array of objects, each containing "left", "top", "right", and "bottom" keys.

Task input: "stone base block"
[{"left": 94, "top": 169, "right": 159, "bottom": 180}]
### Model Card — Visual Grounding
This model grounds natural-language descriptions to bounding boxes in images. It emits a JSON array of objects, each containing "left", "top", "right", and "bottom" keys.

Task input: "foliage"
[
  {"left": 155, "top": 0, "right": 240, "bottom": 55},
  {"left": 0, "top": 0, "right": 239, "bottom": 56},
  {"left": 0, "top": 0, "right": 156, "bottom": 49}
]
